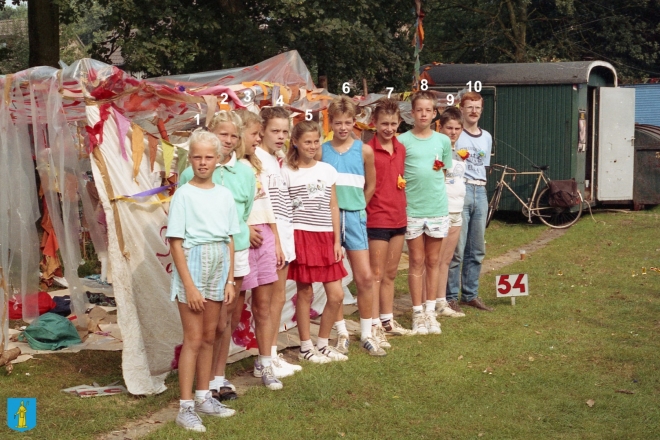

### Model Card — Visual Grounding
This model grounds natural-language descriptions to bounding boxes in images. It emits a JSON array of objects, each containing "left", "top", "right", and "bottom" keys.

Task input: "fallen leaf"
[
  {"left": 338, "top": 433, "right": 345, "bottom": 437},
  {"left": 529, "top": 356, "right": 535, "bottom": 362},
  {"left": 478, "top": 434, "right": 484, "bottom": 437},
  {"left": 586, "top": 399, "right": 595, "bottom": 407},
  {"left": 483, "top": 367, "right": 494, "bottom": 374},
  {"left": 615, "top": 389, "right": 635, "bottom": 394},
  {"left": 392, "top": 396, "right": 399, "bottom": 399},
  {"left": 535, "top": 331, "right": 541, "bottom": 335},
  {"left": 458, "top": 355, "right": 464, "bottom": 360}
]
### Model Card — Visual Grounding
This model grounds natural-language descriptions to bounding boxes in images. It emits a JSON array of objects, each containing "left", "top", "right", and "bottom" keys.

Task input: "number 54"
[{"left": 496, "top": 274, "right": 527, "bottom": 296}]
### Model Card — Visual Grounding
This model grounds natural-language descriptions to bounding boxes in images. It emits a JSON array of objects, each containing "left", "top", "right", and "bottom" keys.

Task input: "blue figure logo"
[{"left": 6, "top": 398, "right": 37, "bottom": 432}]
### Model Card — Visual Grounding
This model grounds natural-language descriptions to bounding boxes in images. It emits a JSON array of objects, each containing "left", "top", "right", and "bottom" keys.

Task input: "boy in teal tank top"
[{"left": 318, "top": 96, "right": 384, "bottom": 356}]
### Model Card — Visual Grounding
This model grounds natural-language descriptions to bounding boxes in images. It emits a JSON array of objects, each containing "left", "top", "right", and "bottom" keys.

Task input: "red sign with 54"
[{"left": 496, "top": 274, "right": 529, "bottom": 297}]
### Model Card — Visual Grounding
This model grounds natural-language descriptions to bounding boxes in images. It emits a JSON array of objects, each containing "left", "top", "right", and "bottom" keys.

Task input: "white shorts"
[
  {"left": 234, "top": 249, "right": 250, "bottom": 278},
  {"left": 405, "top": 216, "right": 450, "bottom": 240},
  {"left": 449, "top": 212, "right": 463, "bottom": 227}
]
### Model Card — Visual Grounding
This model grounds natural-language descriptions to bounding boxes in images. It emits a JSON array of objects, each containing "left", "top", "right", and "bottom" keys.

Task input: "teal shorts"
[{"left": 340, "top": 209, "right": 369, "bottom": 251}]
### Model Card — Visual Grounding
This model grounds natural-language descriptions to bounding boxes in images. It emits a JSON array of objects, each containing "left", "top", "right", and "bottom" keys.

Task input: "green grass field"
[{"left": 2, "top": 210, "right": 659, "bottom": 439}]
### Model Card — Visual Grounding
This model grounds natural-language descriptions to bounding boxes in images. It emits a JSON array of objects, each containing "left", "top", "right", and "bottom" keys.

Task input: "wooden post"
[
  {"left": 319, "top": 75, "right": 328, "bottom": 91},
  {"left": 363, "top": 78, "right": 368, "bottom": 96}
]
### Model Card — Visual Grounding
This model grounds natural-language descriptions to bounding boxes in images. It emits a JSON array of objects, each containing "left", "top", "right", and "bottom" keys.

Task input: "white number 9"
[{"left": 446, "top": 94, "right": 455, "bottom": 106}]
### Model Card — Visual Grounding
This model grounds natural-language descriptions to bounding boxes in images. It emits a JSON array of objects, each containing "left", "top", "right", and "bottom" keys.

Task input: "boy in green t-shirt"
[{"left": 398, "top": 91, "right": 453, "bottom": 336}]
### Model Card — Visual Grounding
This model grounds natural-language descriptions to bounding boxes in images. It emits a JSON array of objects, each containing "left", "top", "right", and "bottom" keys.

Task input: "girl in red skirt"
[{"left": 281, "top": 121, "right": 348, "bottom": 363}]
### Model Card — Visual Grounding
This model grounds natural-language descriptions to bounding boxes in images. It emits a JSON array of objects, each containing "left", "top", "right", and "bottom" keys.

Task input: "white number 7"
[{"left": 386, "top": 87, "right": 394, "bottom": 99}]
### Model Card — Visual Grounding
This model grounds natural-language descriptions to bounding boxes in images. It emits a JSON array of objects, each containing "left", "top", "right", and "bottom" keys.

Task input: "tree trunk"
[{"left": 28, "top": 0, "right": 59, "bottom": 68}]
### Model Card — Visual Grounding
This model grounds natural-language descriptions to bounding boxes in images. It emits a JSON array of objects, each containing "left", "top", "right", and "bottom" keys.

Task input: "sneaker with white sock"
[
  {"left": 372, "top": 325, "right": 391, "bottom": 349},
  {"left": 254, "top": 358, "right": 294, "bottom": 379},
  {"left": 335, "top": 333, "right": 350, "bottom": 354},
  {"left": 277, "top": 353, "right": 303, "bottom": 372},
  {"left": 318, "top": 345, "right": 349, "bottom": 362},
  {"left": 176, "top": 405, "right": 206, "bottom": 432},
  {"left": 425, "top": 311, "right": 442, "bottom": 334},
  {"left": 195, "top": 392, "right": 236, "bottom": 418},
  {"left": 362, "top": 337, "right": 387, "bottom": 356},
  {"left": 412, "top": 311, "right": 428, "bottom": 335},
  {"left": 298, "top": 347, "right": 332, "bottom": 364},
  {"left": 383, "top": 319, "right": 413, "bottom": 336},
  {"left": 261, "top": 365, "right": 284, "bottom": 390}
]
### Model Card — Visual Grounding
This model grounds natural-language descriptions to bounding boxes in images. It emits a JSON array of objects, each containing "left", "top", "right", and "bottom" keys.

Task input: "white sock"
[
  {"left": 372, "top": 318, "right": 381, "bottom": 326},
  {"left": 412, "top": 305, "right": 424, "bottom": 314},
  {"left": 271, "top": 346, "right": 278, "bottom": 357},
  {"left": 360, "top": 318, "right": 372, "bottom": 340},
  {"left": 180, "top": 399, "right": 194, "bottom": 409},
  {"left": 425, "top": 300, "right": 436, "bottom": 313},
  {"left": 334, "top": 320, "right": 348, "bottom": 336},
  {"left": 380, "top": 313, "right": 394, "bottom": 325},
  {"left": 209, "top": 375, "right": 224, "bottom": 391},
  {"left": 259, "top": 355, "right": 272, "bottom": 368},
  {"left": 317, "top": 337, "right": 329, "bottom": 350},
  {"left": 301, "top": 339, "right": 314, "bottom": 352},
  {"left": 194, "top": 390, "right": 209, "bottom": 403}
]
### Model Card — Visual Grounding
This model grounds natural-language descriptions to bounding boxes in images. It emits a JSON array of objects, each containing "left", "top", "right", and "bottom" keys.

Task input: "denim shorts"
[
  {"left": 340, "top": 209, "right": 369, "bottom": 251},
  {"left": 367, "top": 226, "right": 407, "bottom": 242}
]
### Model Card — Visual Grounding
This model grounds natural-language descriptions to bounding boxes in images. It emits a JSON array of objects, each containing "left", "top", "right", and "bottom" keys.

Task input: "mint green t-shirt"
[
  {"left": 399, "top": 130, "right": 453, "bottom": 218},
  {"left": 166, "top": 184, "right": 240, "bottom": 248},
  {"left": 179, "top": 153, "right": 255, "bottom": 251}
]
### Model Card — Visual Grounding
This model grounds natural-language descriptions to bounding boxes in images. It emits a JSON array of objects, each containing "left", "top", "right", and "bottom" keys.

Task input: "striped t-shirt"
[
  {"left": 281, "top": 161, "right": 337, "bottom": 232},
  {"left": 321, "top": 140, "right": 365, "bottom": 211}
]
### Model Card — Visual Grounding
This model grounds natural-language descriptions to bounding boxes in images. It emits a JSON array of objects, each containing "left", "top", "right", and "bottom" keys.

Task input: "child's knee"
[{"left": 251, "top": 302, "right": 270, "bottom": 323}]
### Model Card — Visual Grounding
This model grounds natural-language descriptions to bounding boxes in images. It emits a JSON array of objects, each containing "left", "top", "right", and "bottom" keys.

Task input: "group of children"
[{"left": 166, "top": 90, "right": 484, "bottom": 432}]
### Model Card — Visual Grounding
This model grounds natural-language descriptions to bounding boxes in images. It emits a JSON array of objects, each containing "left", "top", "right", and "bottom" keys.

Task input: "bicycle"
[{"left": 486, "top": 164, "right": 583, "bottom": 229}]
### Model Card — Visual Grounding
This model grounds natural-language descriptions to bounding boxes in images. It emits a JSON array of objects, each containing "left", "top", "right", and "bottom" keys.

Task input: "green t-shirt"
[
  {"left": 179, "top": 153, "right": 255, "bottom": 251},
  {"left": 399, "top": 130, "right": 453, "bottom": 218}
]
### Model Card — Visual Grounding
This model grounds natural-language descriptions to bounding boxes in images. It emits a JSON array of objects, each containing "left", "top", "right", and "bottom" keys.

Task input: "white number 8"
[{"left": 420, "top": 79, "right": 428, "bottom": 91}]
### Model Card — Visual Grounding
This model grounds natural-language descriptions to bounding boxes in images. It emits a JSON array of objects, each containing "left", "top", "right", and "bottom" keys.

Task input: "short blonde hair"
[
  {"left": 328, "top": 96, "right": 357, "bottom": 121},
  {"left": 208, "top": 110, "right": 244, "bottom": 157},
  {"left": 188, "top": 128, "right": 222, "bottom": 156},
  {"left": 411, "top": 90, "right": 438, "bottom": 110}
]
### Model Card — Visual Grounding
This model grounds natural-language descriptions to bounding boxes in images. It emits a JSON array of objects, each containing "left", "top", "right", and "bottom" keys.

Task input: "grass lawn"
[{"left": 2, "top": 210, "right": 659, "bottom": 439}]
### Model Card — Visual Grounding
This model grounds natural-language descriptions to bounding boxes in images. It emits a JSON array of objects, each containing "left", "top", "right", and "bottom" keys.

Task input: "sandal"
[{"left": 211, "top": 386, "right": 238, "bottom": 401}]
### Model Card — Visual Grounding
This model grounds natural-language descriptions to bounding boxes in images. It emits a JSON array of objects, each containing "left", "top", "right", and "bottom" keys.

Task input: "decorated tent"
[{"left": 0, "top": 51, "right": 394, "bottom": 394}]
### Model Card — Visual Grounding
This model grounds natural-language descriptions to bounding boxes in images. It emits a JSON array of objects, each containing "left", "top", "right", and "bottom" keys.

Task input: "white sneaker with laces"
[
  {"left": 439, "top": 304, "right": 466, "bottom": 318},
  {"left": 335, "top": 333, "right": 350, "bottom": 354},
  {"left": 362, "top": 336, "right": 387, "bottom": 356},
  {"left": 425, "top": 311, "right": 442, "bottom": 334},
  {"left": 318, "top": 345, "right": 349, "bottom": 362},
  {"left": 176, "top": 405, "right": 206, "bottom": 432},
  {"left": 195, "top": 392, "right": 236, "bottom": 418},
  {"left": 384, "top": 319, "right": 413, "bottom": 336},
  {"left": 298, "top": 347, "right": 332, "bottom": 364},
  {"left": 412, "top": 311, "right": 428, "bottom": 335},
  {"left": 372, "top": 325, "right": 391, "bottom": 348},
  {"left": 277, "top": 353, "right": 303, "bottom": 372},
  {"left": 271, "top": 355, "right": 295, "bottom": 378}
]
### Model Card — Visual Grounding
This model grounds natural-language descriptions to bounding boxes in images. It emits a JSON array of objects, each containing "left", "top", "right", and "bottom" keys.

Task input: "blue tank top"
[{"left": 321, "top": 140, "right": 366, "bottom": 211}]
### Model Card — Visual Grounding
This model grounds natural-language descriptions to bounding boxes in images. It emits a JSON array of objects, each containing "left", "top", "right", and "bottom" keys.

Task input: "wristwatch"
[{"left": 226, "top": 280, "right": 236, "bottom": 286}]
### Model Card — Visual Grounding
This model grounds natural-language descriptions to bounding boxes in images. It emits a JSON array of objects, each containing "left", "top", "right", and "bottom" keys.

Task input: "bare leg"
[
  {"left": 369, "top": 240, "right": 389, "bottom": 320},
  {"left": 423, "top": 238, "right": 444, "bottom": 303},
  {"left": 437, "top": 226, "right": 461, "bottom": 300},
  {"left": 319, "top": 280, "right": 345, "bottom": 338},
  {"left": 212, "top": 278, "right": 243, "bottom": 377},
  {"left": 407, "top": 236, "right": 426, "bottom": 307},
  {"left": 178, "top": 300, "right": 223, "bottom": 400},
  {"left": 269, "top": 265, "right": 289, "bottom": 350},
  {"left": 380, "top": 235, "right": 405, "bottom": 315},
  {"left": 346, "top": 250, "right": 373, "bottom": 320},
  {"left": 295, "top": 282, "right": 313, "bottom": 342},
  {"left": 251, "top": 283, "right": 274, "bottom": 356}
]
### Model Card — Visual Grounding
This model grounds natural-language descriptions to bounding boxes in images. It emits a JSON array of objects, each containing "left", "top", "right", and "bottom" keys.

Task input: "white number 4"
[{"left": 275, "top": 95, "right": 284, "bottom": 106}]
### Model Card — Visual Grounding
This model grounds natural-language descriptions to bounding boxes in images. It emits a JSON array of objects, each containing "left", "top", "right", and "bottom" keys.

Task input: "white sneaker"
[
  {"left": 412, "top": 311, "right": 428, "bottom": 335},
  {"left": 298, "top": 347, "right": 332, "bottom": 364},
  {"left": 271, "top": 356, "right": 295, "bottom": 378},
  {"left": 361, "top": 336, "right": 387, "bottom": 356},
  {"left": 383, "top": 319, "right": 413, "bottom": 336},
  {"left": 425, "top": 311, "right": 442, "bottom": 334},
  {"left": 176, "top": 405, "right": 206, "bottom": 432},
  {"left": 335, "top": 333, "right": 350, "bottom": 354},
  {"left": 195, "top": 392, "right": 236, "bottom": 418},
  {"left": 277, "top": 353, "right": 303, "bottom": 372},
  {"left": 372, "top": 325, "right": 391, "bottom": 349},
  {"left": 439, "top": 304, "right": 466, "bottom": 318},
  {"left": 318, "top": 345, "right": 349, "bottom": 362}
]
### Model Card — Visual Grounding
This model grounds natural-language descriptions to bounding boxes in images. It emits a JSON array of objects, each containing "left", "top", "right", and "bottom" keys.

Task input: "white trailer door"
[{"left": 597, "top": 87, "right": 635, "bottom": 201}]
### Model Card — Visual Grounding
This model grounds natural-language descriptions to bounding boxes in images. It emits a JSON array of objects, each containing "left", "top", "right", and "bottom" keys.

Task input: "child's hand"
[
  {"left": 186, "top": 287, "right": 206, "bottom": 312},
  {"left": 249, "top": 225, "right": 264, "bottom": 248},
  {"left": 224, "top": 284, "right": 236, "bottom": 305},
  {"left": 333, "top": 242, "right": 342, "bottom": 262},
  {"left": 275, "top": 244, "right": 285, "bottom": 270}
]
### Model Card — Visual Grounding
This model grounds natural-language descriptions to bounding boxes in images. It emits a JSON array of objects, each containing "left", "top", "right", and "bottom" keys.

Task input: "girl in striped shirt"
[{"left": 281, "top": 121, "right": 348, "bottom": 363}]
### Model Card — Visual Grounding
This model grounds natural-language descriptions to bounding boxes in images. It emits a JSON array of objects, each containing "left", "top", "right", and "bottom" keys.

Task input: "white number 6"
[{"left": 342, "top": 82, "right": 351, "bottom": 94}]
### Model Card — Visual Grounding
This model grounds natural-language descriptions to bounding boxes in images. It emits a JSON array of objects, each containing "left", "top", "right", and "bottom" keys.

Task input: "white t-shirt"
[
  {"left": 445, "top": 149, "right": 467, "bottom": 213},
  {"left": 256, "top": 147, "right": 296, "bottom": 262},
  {"left": 455, "top": 128, "right": 492, "bottom": 181},
  {"left": 281, "top": 161, "right": 338, "bottom": 232},
  {"left": 240, "top": 158, "right": 276, "bottom": 225}
]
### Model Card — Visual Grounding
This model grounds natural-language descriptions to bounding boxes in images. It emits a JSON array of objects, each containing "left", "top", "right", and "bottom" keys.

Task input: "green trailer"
[{"left": 420, "top": 61, "right": 635, "bottom": 211}]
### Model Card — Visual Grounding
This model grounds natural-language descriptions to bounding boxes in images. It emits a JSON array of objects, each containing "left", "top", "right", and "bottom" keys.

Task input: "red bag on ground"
[{"left": 8, "top": 292, "right": 56, "bottom": 320}]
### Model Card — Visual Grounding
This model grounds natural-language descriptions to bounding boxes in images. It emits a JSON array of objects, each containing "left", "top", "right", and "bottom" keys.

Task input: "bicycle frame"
[{"left": 491, "top": 165, "right": 550, "bottom": 222}]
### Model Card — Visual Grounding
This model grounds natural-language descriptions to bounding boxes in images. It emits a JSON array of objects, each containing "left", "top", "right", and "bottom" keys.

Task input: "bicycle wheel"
[
  {"left": 486, "top": 185, "right": 503, "bottom": 228},
  {"left": 534, "top": 187, "right": 582, "bottom": 228}
]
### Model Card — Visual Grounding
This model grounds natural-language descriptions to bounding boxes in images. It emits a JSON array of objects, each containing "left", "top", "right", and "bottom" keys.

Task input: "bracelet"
[{"left": 226, "top": 280, "right": 236, "bottom": 286}]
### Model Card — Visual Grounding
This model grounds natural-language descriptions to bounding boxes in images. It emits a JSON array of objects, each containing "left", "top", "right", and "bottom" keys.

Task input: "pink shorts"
[{"left": 242, "top": 224, "right": 279, "bottom": 291}]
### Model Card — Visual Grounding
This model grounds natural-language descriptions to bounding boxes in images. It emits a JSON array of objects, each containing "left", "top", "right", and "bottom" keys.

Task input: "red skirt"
[{"left": 287, "top": 230, "right": 348, "bottom": 284}]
